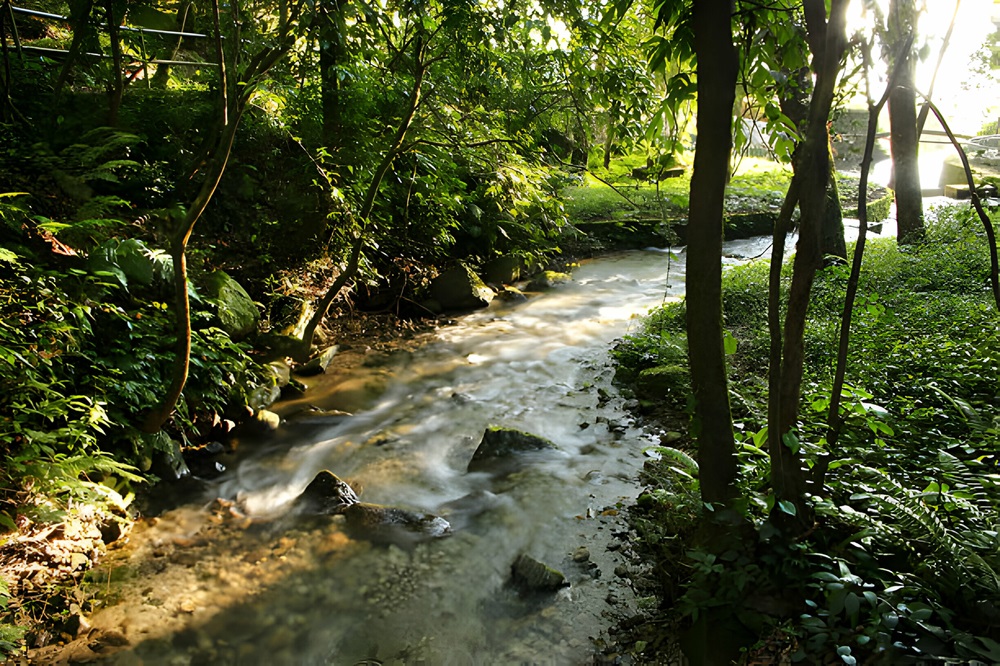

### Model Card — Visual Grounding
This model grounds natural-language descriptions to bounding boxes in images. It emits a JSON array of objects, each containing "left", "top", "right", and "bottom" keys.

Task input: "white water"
[{"left": 91, "top": 240, "right": 778, "bottom": 666}]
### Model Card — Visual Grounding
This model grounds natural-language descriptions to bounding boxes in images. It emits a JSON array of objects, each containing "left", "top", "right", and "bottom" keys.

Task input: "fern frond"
[
  {"left": 858, "top": 466, "right": 1000, "bottom": 594},
  {"left": 646, "top": 446, "right": 699, "bottom": 477}
]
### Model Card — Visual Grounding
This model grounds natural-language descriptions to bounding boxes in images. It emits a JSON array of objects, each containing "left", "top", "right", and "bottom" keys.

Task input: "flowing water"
[{"left": 82, "top": 239, "right": 778, "bottom": 666}]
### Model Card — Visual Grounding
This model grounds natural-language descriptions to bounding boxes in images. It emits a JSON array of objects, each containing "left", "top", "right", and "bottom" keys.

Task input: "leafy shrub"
[{"left": 620, "top": 206, "right": 1000, "bottom": 662}]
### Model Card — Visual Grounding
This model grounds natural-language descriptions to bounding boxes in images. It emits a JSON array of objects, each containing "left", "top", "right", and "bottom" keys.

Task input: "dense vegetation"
[
  {"left": 1, "top": 0, "right": 998, "bottom": 660},
  {"left": 614, "top": 207, "right": 1000, "bottom": 663}
]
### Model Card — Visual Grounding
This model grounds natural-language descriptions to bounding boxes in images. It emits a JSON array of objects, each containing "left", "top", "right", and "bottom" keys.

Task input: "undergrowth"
[{"left": 613, "top": 204, "right": 1000, "bottom": 664}]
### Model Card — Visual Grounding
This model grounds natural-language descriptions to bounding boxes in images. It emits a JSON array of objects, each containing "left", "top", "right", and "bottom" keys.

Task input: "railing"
[{"left": 3, "top": 3, "right": 218, "bottom": 83}]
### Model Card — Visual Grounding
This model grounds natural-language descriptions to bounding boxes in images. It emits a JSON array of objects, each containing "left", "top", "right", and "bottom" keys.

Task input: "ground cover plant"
[{"left": 613, "top": 205, "right": 1000, "bottom": 663}]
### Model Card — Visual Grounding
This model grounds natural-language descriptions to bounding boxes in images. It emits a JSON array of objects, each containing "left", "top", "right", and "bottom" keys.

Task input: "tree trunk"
[
  {"left": 105, "top": 0, "right": 124, "bottom": 126},
  {"left": 822, "top": 137, "right": 847, "bottom": 260},
  {"left": 687, "top": 0, "right": 739, "bottom": 509},
  {"left": 320, "top": 0, "right": 348, "bottom": 167},
  {"left": 151, "top": 2, "right": 194, "bottom": 89},
  {"left": 299, "top": 38, "right": 427, "bottom": 357},
  {"left": 780, "top": 67, "right": 846, "bottom": 261},
  {"left": 53, "top": 0, "right": 95, "bottom": 98},
  {"left": 144, "top": 0, "right": 236, "bottom": 433},
  {"left": 889, "top": 0, "right": 924, "bottom": 244},
  {"left": 767, "top": 0, "right": 849, "bottom": 533}
]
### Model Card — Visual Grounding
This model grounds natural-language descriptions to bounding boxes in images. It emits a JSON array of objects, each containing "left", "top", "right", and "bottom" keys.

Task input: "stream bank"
[{"left": 28, "top": 249, "right": 703, "bottom": 666}]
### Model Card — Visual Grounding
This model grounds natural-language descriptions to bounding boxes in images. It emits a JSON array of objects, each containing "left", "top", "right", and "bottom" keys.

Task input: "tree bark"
[
  {"left": 320, "top": 0, "right": 348, "bottom": 168},
  {"left": 780, "top": 67, "right": 846, "bottom": 261},
  {"left": 767, "top": 0, "right": 848, "bottom": 532},
  {"left": 888, "top": 0, "right": 924, "bottom": 244},
  {"left": 298, "top": 37, "right": 428, "bottom": 357},
  {"left": 105, "top": 0, "right": 124, "bottom": 126},
  {"left": 821, "top": 138, "right": 846, "bottom": 260},
  {"left": 54, "top": 0, "right": 95, "bottom": 98},
  {"left": 687, "top": 0, "right": 739, "bottom": 508},
  {"left": 143, "top": 0, "right": 234, "bottom": 433}
]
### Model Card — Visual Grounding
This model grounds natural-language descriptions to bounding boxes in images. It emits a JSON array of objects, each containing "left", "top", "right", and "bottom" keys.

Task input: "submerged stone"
[
  {"left": 342, "top": 503, "right": 452, "bottom": 541},
  {"left": 510, "top": 554, "right": 568, "bottom": 592},
  {"left": 467, "top": 426, "right": 558, "bottom": 474}
]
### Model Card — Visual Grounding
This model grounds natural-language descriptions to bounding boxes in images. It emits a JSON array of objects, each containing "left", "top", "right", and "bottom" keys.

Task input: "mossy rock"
[
  {"left": 204, "top": 270, "right": 260, "bottom": 341},
  {"left": 467, "top": 426, "right": 559, "bottom": 473},
  {"left": 526, "top": 270, "right": 573, "bottom": 291},
  {"left": 636, "top": 364, "right": 689, "bottom": 400},
  {"left": 510, "top": 554, "right": 568, "bottom": 592}
]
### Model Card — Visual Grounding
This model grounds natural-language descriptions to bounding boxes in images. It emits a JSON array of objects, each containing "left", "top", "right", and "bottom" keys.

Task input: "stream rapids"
[{"left": 72, "top": 240, "right": 777, "bottom": 666}]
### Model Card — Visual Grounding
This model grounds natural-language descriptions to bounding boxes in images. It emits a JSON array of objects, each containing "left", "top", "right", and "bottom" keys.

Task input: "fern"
[
  {"left": 646, "top": 445, "right": 699, "bottom": 480},
  {"left": 857, "top": 465, "right": 1000, "bottom": 595}
]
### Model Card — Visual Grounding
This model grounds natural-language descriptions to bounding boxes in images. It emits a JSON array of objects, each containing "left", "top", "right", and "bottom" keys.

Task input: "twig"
[{"left": 920, "top": 96, "right": 1000, "bottom": 312}]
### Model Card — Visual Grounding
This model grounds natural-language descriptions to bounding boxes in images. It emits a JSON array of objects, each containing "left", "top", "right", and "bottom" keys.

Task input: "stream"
[{"left": 75, "top": 238, "right": 779, "bottom": 666}]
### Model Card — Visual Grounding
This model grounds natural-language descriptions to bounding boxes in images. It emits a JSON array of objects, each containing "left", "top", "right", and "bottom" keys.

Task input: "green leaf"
[
  {"left": 723, "top": 329, "right": 737, "bottom": 355},
  {"left": 781, "top": 431, "right": 800, "bottom": 454},
  {"left": 844, "top": 592, "right": 860, "bottom": 618},
  {"left": 777, "top": 500, "right": 797, "bottom": 516}
]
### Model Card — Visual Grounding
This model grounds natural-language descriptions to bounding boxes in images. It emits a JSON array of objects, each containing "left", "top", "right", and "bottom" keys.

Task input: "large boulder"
[
  {"left": 429, "top": 264, "right": 495, "bottom": 312},
  {"left": 205, "top": 270, "right": 259, "bottom": 341},
  {"left": 467, "top": 426, "right": 558, "bottom": 473}
]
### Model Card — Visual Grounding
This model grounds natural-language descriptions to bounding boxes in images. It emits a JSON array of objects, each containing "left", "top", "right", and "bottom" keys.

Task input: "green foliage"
[{"left": 620, "top": 205, "right": 1000, "bottom": 662}]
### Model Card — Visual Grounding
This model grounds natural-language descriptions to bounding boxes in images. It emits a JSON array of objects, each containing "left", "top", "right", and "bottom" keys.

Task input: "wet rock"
[
  {"left": 572, "top": 547, "right": 591, "bottom": 563},
  {"left": 496, "top": 286, "right": 528, "bottom": 303},
  {"left": 291, "top": 472, "right": 451, "bottom": 544},
  {"left": 268, "top": 360, "right": 292, "bottom": 387},
  {"left": 510, "top": 554, "right": 569, "bottom": 592},
  {"left": 660, "top": 431, "right": 683, "bottom": 444},
  {"left": 253, "top": 409, "right": 281, "bottom": 431},
  {"left": 295, "top": 345, "right": 340, "bottom": 377},
  {"left": 98, "top": 518, "right": 125, "bottom": 545},
  {"left": 292, "top": 471, "right": 359, "bottom": 516},
  {"left": 467, "top": 426, "right": 558, "bottom": 474},
  {"left": 342, "top": 503, "right": 452, "bottom": 542},
  {"left": 429, "top": 264, "right": 495, "bottom": 312},
  {"left": 147, "top": 431, "right": 191, "bottom": 481},
  {"left": 526, "top": 270, "right": 571, "bottom": 291},
  {"left": 249, "top": 383, "right": 282, "bottom": 411},
  {"left": 483, "top": 255, "right": 521, "bottom": 285}
]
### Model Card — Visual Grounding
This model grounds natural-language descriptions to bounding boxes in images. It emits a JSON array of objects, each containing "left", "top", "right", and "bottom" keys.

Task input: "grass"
[
  {"left": 611, "top": 204, "right": 1000, "bottom": 664},
  {"left": 564, "top": 154, "right": 891, "bottom": 224}
]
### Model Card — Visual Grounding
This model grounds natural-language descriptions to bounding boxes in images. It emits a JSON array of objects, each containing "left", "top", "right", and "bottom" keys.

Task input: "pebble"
[{"left": 572, "top": 547, "right": 591, "bottom": 563}]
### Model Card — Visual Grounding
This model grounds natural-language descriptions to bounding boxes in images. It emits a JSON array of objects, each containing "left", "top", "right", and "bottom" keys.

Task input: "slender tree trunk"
[
  {"left": 143, "top": 0, "right": 233, "bottom": 433},
  {"left": 687, "top": 0, "right": 738, "bottom": 509},
  {"left": 298, "top": 38, "right": 427, "bottom": 357},
  {"left": 105, "top": 0, "right": 124, "bottom": 126},
  {"left": 151, "top": 2, "right": 194, "bottom": 89},
  {"left": 54, "top": 0, "right": 94, "bottom": 98},
  {"left": 320, "top": 0, "right": 348, "bottom": 168},
  {"left": 822, "top": 137, "right": 847, "bottom": 260},
  {"left": 780, "top": 67, "right": 846, "bottom": 261},
  {"left": 889, "top": 0, "right": 924, "bottom": 244},
  {"left": 767, "top": 0, "right": 848, "bottom": 532}
]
